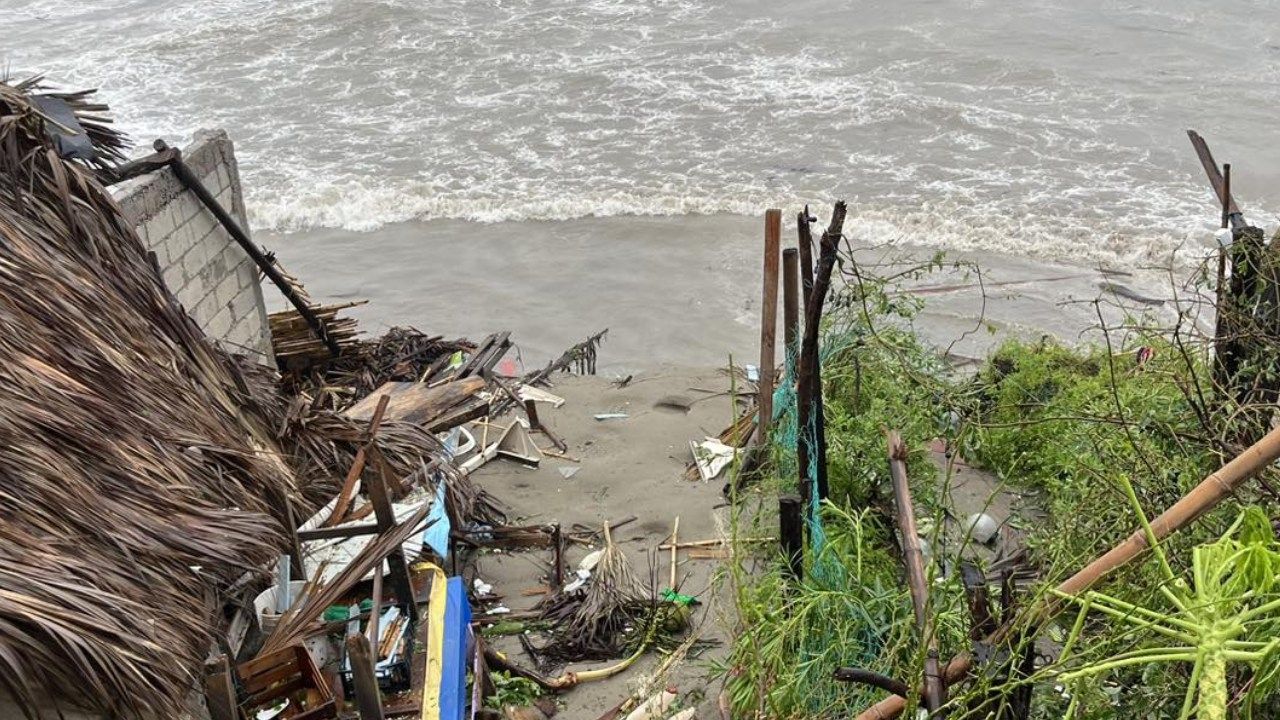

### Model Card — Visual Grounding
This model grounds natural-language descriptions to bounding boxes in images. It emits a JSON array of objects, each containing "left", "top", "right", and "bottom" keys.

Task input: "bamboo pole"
[
  {"left": 757, "top": 209, "right": 782, "bottom": 444},
  {"left": 887, "top": 431, "right": 943, "bottom": 714},
  {"left": 857, "top": 423, "right": 1280, "bottom": 719},
  {"left": 669, "top": 516, "right": 680, "bottom": 589}
]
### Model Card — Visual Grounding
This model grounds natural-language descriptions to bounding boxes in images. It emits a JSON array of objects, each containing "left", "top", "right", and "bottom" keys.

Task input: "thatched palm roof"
[{"left": 0, "top": 77, "right": 307, "bottom": 718}]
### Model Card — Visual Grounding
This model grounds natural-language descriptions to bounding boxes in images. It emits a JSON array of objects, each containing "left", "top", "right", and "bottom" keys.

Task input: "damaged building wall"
[{"left": 111, "top": 130, "right": 273, "bottom": 362}]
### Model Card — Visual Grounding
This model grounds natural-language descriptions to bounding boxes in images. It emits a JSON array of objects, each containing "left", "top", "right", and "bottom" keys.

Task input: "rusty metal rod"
[{"left": 153, "top": 138, "right": 341, "bottom": 357}]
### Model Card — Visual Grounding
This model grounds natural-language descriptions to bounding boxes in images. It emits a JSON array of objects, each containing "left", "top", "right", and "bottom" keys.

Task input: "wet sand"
[
  {"left": 468, "top": 369, "right": 743, "bottom": 720},
  {"left": 262, "top": 214, "right": 1186, "bottom": 375}
]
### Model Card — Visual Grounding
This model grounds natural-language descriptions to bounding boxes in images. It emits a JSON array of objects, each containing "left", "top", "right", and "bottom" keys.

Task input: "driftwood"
[
  {"left": 858, "top": 422, "right": 1280, "bottom": 719},
  {"left": 886, "top": 431, "right": 943, "bottom": 714}
]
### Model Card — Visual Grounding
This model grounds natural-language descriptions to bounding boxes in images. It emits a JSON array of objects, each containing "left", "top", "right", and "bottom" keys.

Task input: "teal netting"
[{"left": 771, "top": 328, "right": 859, "bottom": 583}]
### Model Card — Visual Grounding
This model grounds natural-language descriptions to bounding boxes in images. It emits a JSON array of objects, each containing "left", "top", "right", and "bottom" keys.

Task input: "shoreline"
[{"left": 262, "top": 214, "right": 1190, "bottom": 374}]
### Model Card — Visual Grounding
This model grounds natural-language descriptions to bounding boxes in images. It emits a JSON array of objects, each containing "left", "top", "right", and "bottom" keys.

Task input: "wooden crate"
[{"left": 237, "top": 645, "right": 337, "bottom": 720}]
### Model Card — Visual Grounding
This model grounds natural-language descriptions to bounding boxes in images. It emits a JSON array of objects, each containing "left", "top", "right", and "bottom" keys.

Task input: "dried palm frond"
[
  {"left": 0, "top": 77, "right": 305, "bottom": 719},
  {"left": 539, "top": 523, "right": 649, "bottom": 662}
]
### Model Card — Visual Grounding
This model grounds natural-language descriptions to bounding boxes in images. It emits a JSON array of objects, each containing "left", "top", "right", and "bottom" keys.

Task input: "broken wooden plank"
[{"left": 344, "top": 377, "right": 487, "bottom": 426}]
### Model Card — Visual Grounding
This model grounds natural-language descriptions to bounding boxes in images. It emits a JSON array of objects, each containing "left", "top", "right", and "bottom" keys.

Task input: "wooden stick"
[
  {"left": 1187, "top": 130, "right": 1244, "bottom": 229},
  {"left": 668, "top": 516, "right": 680, "bottom": 589},
  {"left": 887, "top": 431, "right": 943, "bottom": 714},
  {"left": 327, "top": 394, "right": 391, "bottom": 527},
  {"left": 797, "top": 207, "right": 815, "bottom": 311},
  {"left": 364, "top": 447, "right": 419, "bottom": 623},
  {"left": 540, "top": 448, "right": 580, "bottom": 462},
  {"left": 860, "top": 423, "right": 1280, "bottom": 719},
  {"left": 833, "top": 667, "right": 910, "bottom": 697},
  {"left": 757, "top": 209, "right": 782, "bottom": 444},
  {"left": 656, "top": 537, "right": 774, "bottom": 550}
]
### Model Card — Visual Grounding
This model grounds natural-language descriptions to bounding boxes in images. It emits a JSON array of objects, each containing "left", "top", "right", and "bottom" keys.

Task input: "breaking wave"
[{"left": 5, "top": 0, "right": 1278, "bottom": 267}]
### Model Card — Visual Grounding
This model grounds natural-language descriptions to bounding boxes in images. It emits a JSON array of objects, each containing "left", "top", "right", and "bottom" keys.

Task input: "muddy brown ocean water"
[{"left": 263, "top": 214, "right": 1181, "bottom": 373}]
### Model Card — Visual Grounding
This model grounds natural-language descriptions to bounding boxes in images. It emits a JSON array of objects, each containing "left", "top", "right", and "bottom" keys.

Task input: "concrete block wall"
[{"left": 111, "top": 129, "right": 273, "bottom": 362}]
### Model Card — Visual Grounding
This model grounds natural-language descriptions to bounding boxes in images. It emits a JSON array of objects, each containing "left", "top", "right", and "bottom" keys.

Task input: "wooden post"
[
  {"left": 757, "top": 209, "right": 782, "bottom": 444},
  {"left": 778, "top": 494, "right": 804, "bottom": 581},
  {"left": 782, "top": 248, "right": 800, "bottom": 358},
  {"left": 203, "top": 655, "right": 237, "bottom": 720},
  {"left": 551, "top": 524, "right": 564, "bottom": 588},
  {"left": 797, "top": 207, "right": 816, "bottom": 309},
  {"left": 887, "top": 431, "right": 944, "bottom": 713},
  {"left": 367, "top": 563, "right": 384, "bottom": 648},
  {"left": 346, "top": 634, "right": 386, "bottom": 720},
  {"left": 1215, "top": 163, "right": 1231, "bottom": 375},
  {"left": 525, "top": 398, "right": 567, "bottom": 451}
]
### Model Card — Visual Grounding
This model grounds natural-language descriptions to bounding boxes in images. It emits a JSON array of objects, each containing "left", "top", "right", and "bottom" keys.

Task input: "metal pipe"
[{"left": 152, "top": 139, "right": 340, "bottom": 358}]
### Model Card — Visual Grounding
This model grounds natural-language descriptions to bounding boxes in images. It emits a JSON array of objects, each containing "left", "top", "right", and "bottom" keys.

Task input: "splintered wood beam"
[{"left": 364, "top": 446, "right": 419, "bottom": 624}]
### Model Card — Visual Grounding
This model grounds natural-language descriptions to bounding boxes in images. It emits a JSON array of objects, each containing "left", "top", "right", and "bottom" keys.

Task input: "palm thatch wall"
[{"left": 0, "top": 77, "right": 315, "bottom": 718}]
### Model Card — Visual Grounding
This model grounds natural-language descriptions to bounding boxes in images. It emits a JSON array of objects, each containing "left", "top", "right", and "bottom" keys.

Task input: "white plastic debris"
[
  {"left": 624, "top": 688, "right": 677, "bottom": 720},
  {"left": 594, "top": 412, "right": 629, "bottom": 421},
  {"left": 745, "top": 365, "right": 759, "bottom": 382},
  {"left": 485, "top": 606, "right": 511, "bottom": 615},
  {"left": 473, "top": 578, "right": 494, "bottom": 595},
  {"left": 1215, "top": 227, "right": 1234, "bottom": 248},
  {"left": 690, "top": 437, "right": 738, "bottom": 481},
  {"left": 558, "top": 466, "right": 580, "bottom": 479},
  {"left": 964, "top": 513, "right": 1001, "bottom": 545},
  {"left": 518, "top": 384, "right": 566, "bottom": 408},
  {"left": 563, "top": 566, "right": 592, "bottom": 593}
]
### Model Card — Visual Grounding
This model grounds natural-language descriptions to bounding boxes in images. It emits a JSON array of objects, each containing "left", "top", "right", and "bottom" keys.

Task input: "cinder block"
[
  {"left": 161, "top": 265, "right": 187, "bottom": 296},
  {"left": 145, "top": 205, "right": 179, "bottom": 247},
  {"left": 229, "top": 283, "right": 261, "bottom": 320},
  {"left": 206, "top": 308, "right": 234, "bottom": 340},
  {"left": 214, "top": 274, "right": 241, "bottom": 310},
  {"left": 201, "top": 289, "right": 227, "bottom": 322}
]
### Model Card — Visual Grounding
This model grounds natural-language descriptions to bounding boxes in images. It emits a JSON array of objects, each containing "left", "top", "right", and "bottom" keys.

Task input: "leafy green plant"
[
  {"left": 484, "top": 671, "right": 545, "bottom": 710},
  {"left": 1055, "top": 505, "right": 1280, "bottom": 720}
]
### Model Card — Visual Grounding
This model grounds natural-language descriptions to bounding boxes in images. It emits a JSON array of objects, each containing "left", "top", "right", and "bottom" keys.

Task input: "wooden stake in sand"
[{"left": 757, "top": 209, "right": 781, "bottom": 444}]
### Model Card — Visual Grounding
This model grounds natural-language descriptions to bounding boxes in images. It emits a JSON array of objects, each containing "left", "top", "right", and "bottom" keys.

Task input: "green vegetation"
[
  {"left": 484, "top": 671, "right": 545, "bottom": 710},
  {"left": 720, "top": 255, "right": 1280, "bottom": 719}
]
